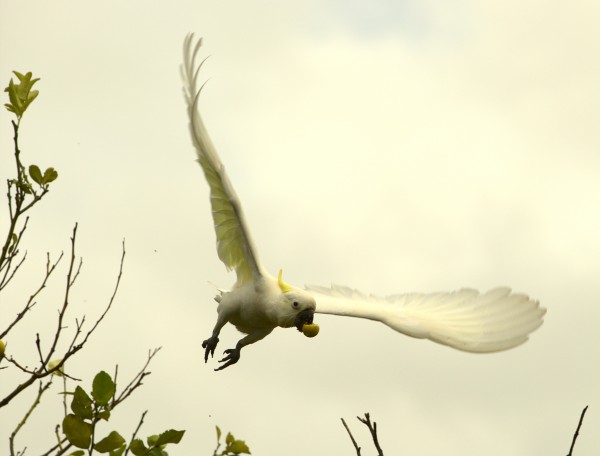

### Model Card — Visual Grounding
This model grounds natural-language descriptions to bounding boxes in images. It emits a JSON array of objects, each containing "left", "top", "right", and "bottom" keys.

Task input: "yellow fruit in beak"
[{"left": 302, "top": 323, "right": 320, "bottom": 338}]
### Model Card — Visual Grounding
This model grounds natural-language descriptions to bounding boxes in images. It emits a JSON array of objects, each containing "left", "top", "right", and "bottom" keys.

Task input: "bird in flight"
[{"left": 181, "top": 34, "right": 546, "bottom": 371}]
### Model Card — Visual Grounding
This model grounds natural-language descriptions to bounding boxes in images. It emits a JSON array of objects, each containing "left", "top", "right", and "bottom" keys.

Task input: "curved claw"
[
  {"left": 215, "top": 347, "right": 241, "bottom": 371},
  {"left": 201, "top": 336, "right": 219, "bottom": 363}
]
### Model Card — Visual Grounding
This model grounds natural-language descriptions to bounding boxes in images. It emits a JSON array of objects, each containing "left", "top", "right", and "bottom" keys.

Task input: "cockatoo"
[{"left": 181, "top": 34, "right": 546, "bottom": 371}]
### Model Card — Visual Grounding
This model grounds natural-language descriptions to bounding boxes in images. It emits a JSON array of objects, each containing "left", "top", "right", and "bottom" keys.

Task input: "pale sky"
[{"left": 1, "top": 1, "right": 599, "bottom": 455}]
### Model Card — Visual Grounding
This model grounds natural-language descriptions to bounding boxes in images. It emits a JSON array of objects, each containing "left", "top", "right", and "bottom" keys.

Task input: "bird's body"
[
  {"left": 217, "top": 276, "right": 311, "bottom": 333},
  {"left": 181, "top": 34, "right": 546, "bottom": 370}
]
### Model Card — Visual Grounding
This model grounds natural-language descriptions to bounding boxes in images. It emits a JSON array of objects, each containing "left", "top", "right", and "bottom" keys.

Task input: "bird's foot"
[
  {"left": 201, "top": 336, "right": 219, "bottom": 363},
  {"left": 215, "top": 347, "right": 241, "bottom": 371}
]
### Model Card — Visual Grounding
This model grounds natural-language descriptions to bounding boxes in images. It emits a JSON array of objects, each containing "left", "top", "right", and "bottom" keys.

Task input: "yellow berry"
[{"left": 302, "top": 323, "right": 320, "bottom": 338}]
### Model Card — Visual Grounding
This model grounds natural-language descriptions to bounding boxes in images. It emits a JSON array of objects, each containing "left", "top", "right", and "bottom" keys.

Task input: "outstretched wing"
[
  {"left": 182, "top": 34, "right": 264, "bottom": 285},
  {"left": 306, "top": 285, "right": 545, "bottom": 352}
]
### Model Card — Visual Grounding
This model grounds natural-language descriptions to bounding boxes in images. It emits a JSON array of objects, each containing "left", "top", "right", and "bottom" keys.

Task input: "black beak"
[{"left": 294, "top": 309, "right": 314, "bottom": 332}]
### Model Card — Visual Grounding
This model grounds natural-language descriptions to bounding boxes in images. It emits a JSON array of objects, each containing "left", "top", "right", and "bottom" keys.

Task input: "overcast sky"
[{"left": 1, "top": 1, "right": 599, "bottom": 455}]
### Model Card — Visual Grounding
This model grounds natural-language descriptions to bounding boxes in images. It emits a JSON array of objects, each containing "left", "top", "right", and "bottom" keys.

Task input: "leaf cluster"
[
  {"left": 129, "top": 429, "right": 185, "bottom": 456},
  {"left": 213, "top": 426, "right": 250, "bottom": 455},
  {"left": 62, "top": 371, "right": 184, "bottom": 456},
  {"left": 4, "top": 71, "right": 39, "bottom": 119}
]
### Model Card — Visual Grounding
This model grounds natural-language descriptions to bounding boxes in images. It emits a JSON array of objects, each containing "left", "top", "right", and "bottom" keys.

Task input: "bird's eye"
[{"left": 292, "top": 301, "right": 299, "bottom": 308}]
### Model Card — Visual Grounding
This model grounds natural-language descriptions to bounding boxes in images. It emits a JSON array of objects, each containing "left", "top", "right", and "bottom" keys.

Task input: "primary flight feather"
[{"left": 181, "top": 34, "right": 546, "bottom": 370}]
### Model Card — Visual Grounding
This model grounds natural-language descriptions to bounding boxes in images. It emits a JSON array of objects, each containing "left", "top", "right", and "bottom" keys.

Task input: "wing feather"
[
  {"left": 307, "top": 284, "right": 545, "bottom": 352},
  {"left": 181, "top": 34, "right": 263, "bottom": 285}
]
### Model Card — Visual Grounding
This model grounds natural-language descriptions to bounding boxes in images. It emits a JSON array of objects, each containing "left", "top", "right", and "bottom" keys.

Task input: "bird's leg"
[
  {"left": 202, "top": 313, "right": 229, "bottom": 363},
  {"left": 215, "top": 328, "right": 273, "bottom": 371}
]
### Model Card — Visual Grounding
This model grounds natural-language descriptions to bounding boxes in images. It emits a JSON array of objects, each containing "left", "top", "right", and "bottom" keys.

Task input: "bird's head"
[{"left": 278, "top": 270, "right": 320, "bottom": 337}]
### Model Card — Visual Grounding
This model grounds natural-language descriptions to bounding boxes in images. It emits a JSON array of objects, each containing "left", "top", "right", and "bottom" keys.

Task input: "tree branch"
[
  {"left": 357, "top": 413, "right": 384, "bottom": 456},
  {"left": 9, "top": 379, "right": 53, "bottom": 456},
  {"left": 341, "top": 418, "right": 361, "bottom": 456},
  {"left": 341, "top": 413, "right": 384, "bottom": 456},
  {"left": 0, "top": 250, "right": 63, "bottom": 339},
  {"left": 566, "top": 405, "right": 588, "bottom": 456},
  {"left": 124, "top": 410, "right": 148, "bottom": 456},
  {"left": 0, "top": 228, "right": 125, "bottom": 408},
  {"left": 113, "top": 347, "right": 162, "bottom": 408}
]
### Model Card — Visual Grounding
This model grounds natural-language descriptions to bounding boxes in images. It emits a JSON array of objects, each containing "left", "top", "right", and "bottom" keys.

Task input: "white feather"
[
  {"left": 307, "top": 284, "right": 545, "bottom": 352},
  {"left": 181, "top": 34, "right": 264, "bottom": 286}
]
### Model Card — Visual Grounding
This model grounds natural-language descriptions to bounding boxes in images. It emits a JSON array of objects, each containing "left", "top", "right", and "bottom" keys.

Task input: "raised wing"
[
  {"left": 306, "top": 285, "right": 545, "bottom": 352},
  {"left": 182, "top": 34, "right": 264, "bottom": 285}
]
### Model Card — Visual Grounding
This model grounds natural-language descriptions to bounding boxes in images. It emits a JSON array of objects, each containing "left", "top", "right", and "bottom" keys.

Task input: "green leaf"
[
  {"left": 42, "top": 167, "right": 58, "bottom": 184},
  {"left": 146, "top": 434, "right": 159, "bottom": 447},
  {"left": 216, "top": 425, "right": 222, "bottom": 441},
  {"left": 129, "top": 439, "right": 148, "bottom": 456},
  {"left": 92, "top": 371, "right": 116, "bottom": 405},
  {"left": 62, "top": 414, "right": 92, "bottom": 449},
  {"left": 154, "top": 429, "right": 185, "bottom": 446},
  {"left": 5, "top": 79, "right": 21, "bottom": 115},
  {"left": 227, "top": 440, "right": 251, "bottom": 454},
  {"left": 17, "top": 181, "right": 32, "bottom": 194},
  {"left": 71, "top": 386, "right": 93, "bottom": 420},
  {"left": 29, "top": 164, "right": 43, "bottom": 184},
  {"left": 94, "top": 431, "right": 126, "bottom": 453},
  {"left": 67, "top": 451, "right": 85, "bottom": 456},
  {"left": 109, "top": 445, "right": 126, "bottom": 456},
  {"left": 226, "top": 432, "right": 234, "bottom": 445},
  {"left": 27, "top": 89, "right": 39, "bottom": 104},
  {"left": 97, "top": 409, "right": 111, "bottom": 421},
  {"left": 147, "top": 448, "right": 167, "bottom": 456}
]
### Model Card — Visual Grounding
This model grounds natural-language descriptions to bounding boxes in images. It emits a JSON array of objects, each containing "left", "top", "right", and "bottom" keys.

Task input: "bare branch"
[
  {"left": 341, "top": 418, "right": 361, "bottom": 456},
  {"left": 0, "top": 227, "right": 124, "bottom": 408},
  {"left": 125, "top": 410, "right": 149, "bottom": 456},
  {"left": 42, "top": 224, "right": 80, "bottom": 368},
  {"left": 566, "top": 405, "right": 589, "bottom": 456},
  {"left": 113, "top": 347, "right": 162, "bottom": 407},
  {"left": 35, "top": 332, "right": 45, "bottom": 367},
  {"left": 357, "top": 413, "right": 384, "bottom": 456},
  {"left": 0, "top": 250, "right": 64, "bottom": 339},
  {"left": 0, "top": 214, "right": 28, "bottom": 288},
  {"left": 75, "top": 237, "right": 126, "bottom": 349},
  {"left": 9, "top": 380, "right": 53, "bottom": 456}
]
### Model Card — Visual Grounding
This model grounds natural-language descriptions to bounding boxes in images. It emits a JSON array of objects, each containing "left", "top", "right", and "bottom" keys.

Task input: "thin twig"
[
  {"left": 566, "top": 405, "right": 589, "bottom": 456},
  {"left": 4, "top": 355, "right": 79, "bottom": 381},
  {"left": 42, "top": 224, "right": 80, "bottom": 368},
  {"left": 341, "top": 418, "right": 361, "bottom": 456},
  {"left": 124, "top": 410, "right": 148, "bottom": 456},
  {"left": 0, "top": 250, "right": 64, "bottom": 339},
  {"left": 9, "top": 380, "right": 53, "bottom": 456},
  {"left": 0, "top": 214, "right": 28, "bottom": 287},
  {"left": 35, "top": 333, "right": 45, "bottom": 368},
  {"left": 113, "top": 347, "right": 162, "bottom": 408},
  {"left": 53, "top": 425, "right": 64, "bottom": 453},
  {"left": 357, "top": 413, "right": 384, "bottom": 456},
  {"left": 75, "top": 237, "right": 125, "bottom": 349},
  {"left": 61, "top": 375, "right": 68, "bottom": 418}
]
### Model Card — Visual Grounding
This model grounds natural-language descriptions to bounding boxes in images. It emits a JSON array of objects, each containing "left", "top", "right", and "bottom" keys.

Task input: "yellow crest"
[{"left": 278, "top": 269, "right": 292, "bottom": 293}]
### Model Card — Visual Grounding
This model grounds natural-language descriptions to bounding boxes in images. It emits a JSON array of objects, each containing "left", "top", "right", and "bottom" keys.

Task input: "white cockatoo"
[{"left": 181, "top": 34, "right": 546, "bottom": 371}]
